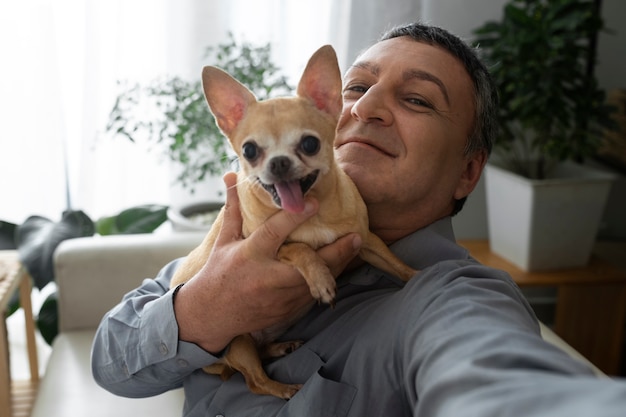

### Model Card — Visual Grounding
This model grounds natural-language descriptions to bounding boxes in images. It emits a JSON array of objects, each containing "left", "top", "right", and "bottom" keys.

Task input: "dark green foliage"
[
  {"left": 95, "top": 204, "right": 168, "bottom": 235},
  {"left": 473, "top": 0, "right": 615, "bottom": 178},
  {"left": 16, "top": 210, "right": 95, "bottom": 290},
  {"left": 36, "top": 291, "right": 58, "bottom": 345}
]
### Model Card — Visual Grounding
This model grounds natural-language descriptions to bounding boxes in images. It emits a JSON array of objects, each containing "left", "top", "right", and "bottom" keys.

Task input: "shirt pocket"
[{"left": 275, "top": 349, "right": 356, "bottom": 417}]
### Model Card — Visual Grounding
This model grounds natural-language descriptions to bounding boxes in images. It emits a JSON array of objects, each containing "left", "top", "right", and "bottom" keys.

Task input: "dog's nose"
[{"left": 270, "top": 156, "right": 292, "bottom": 177}]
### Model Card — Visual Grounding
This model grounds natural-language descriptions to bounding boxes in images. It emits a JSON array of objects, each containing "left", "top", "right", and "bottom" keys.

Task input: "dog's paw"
[
  {"left": 250, "top": 380, "right": 303, "bottom": 399},
  {"left": 262, "top": 340, "right": 304, "bottom": 359},
  {"left": 309, "top": 280, "right": 336, "bottom": 305},
  {"left": 282, "top": 384, "right": 304, "bottom": 400}
]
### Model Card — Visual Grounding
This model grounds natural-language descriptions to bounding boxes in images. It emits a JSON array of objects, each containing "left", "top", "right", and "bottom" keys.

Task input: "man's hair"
[{"left": 379, "top": 23, "right": 498, "bottom": 215}]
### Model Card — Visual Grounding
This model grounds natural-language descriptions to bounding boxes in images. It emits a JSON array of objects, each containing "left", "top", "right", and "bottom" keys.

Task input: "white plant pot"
[
  {"left": 485, "top": 161, "right": 615, "bottom": 271},
  {"left": 167, "top": 201, "right": 223, "bottom": 232}
]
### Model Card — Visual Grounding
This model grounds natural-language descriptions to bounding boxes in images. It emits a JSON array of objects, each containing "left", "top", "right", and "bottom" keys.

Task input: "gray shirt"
[{"left": 92, "top": 217, "right": 626, "bottom": 416}]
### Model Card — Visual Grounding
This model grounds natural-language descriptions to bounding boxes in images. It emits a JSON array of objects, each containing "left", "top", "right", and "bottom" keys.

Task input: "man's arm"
[
  {"left": 91, "top": 260, "right": 215, "bottom": 397},
  {"left": 91, "top": 172, "right": 362, "bottom": 397},
  {"left": 405, "top": 262, "right": 626, "bottom": 417}
]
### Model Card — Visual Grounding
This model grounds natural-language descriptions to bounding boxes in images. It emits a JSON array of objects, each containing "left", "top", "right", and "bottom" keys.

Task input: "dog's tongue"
[{"left": 275, "top": 181, "right": 304, "bottom": 213}]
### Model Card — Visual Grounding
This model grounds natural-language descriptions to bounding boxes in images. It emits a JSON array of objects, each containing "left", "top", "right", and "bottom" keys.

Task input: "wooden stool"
[{"left": 1, "top": 251, "right": 39, "bottom": 417}]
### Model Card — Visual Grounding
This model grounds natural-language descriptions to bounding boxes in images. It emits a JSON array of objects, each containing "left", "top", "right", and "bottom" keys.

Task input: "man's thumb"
[{"left": 216, "top": 172, "right": 243, "bottom": 242}]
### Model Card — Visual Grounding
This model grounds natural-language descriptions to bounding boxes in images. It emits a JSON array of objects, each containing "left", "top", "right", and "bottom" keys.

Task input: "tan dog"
[{"left": 171, "top": 45, "right": 416, "bottom": 399}]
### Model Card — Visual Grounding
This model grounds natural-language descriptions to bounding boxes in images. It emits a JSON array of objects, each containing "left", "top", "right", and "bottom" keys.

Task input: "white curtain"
[
  {"left": 341, "top": 0, "right": 422, "bottom": 69},
  {"left": 0, "top": 0, "right": 422, "bottom": 226}
]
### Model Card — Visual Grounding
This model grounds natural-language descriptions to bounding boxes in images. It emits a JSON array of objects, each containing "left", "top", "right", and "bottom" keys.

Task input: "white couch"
[
  {"left": 30, "top": 232, "right": 204, "bottom": 417},
  {"left": 30, "top": 232, "right": 603, "bottom": 417}
]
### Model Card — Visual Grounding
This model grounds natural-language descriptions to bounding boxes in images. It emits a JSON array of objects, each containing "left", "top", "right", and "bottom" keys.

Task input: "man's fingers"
[
  {"left": 318, "top": 233, "right": 362, "bottom": 277},
  {"left": 215, "top": 172, "right": 243, "bottom": 244},
  {"left": 214, "top": 173, "right": 359, "bottom": 278},
  {"left": 251, "top": 199, "right": 319, "bottom": 257}
]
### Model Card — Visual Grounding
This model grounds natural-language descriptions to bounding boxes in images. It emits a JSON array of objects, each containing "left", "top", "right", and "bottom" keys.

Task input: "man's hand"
[{"left": 174, "top": 172, "right": 362, "bottom": 354}]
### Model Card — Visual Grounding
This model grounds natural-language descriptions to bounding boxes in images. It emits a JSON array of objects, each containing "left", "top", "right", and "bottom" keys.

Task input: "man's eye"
[
  {"left": 343, "top": 84, "right": 367, "bottom": 95},
  {"left": 407, "top": 97, "right": 433, "bottom": 109}
]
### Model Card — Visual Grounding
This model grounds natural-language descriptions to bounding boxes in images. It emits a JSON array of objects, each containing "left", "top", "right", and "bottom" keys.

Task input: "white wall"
[
  {"left": 595, "top": 0, "right": 626, "bottom": 240},
  {"left": 421, "top": 0, "right": 506, "bottom": 40},
  {"left": 597, "top": 0, "right": 626, "bottom": 90}
]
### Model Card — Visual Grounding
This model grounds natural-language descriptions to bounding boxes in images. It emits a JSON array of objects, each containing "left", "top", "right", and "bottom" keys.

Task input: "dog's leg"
[
  {"left": 204, "top": 362, "right": 237, "bottom": 381},
  {"left": 222, "top": 333, "right": 303, "bottom": 399},
  {"left": 278, "top": 242, "right": 336, "bottom": 305},
  {"left": 360, "top": 232, "right": 417, "bottom": 281},
  {"left": 259, "top": 340, "right": 304, "bottom": 359}
]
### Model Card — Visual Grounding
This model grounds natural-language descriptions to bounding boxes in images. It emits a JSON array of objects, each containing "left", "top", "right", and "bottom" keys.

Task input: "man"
[{"left": 92, "top": 23, "right": 626, "bottom": 416}]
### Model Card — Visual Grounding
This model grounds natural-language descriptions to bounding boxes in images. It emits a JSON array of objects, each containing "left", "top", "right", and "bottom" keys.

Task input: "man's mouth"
[
  {"left": 337, "top": 138, "right": 396, "bottom": 157},
  {"left": 260, "top": 170, "right": 319, "bottom": 213}
]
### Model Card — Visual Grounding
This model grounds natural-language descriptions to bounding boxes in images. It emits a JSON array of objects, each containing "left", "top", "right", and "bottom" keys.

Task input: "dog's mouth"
[{"left": 261, "top": 170, "right": 319, "bottom": 213}]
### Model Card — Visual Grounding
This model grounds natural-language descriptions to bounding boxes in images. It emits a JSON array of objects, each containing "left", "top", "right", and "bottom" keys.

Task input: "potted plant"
[
  {"left": 1, "top": 205, "right": 168, "bottom": 344},
  {"left": 107, "top": 34, "right": 292, "bottom": 230},
  {"left": 472, "top": 0, "right": 617, "bottom": 271}
]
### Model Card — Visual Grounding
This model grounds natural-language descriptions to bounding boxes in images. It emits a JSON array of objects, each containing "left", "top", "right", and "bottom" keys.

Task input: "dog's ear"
[
  {"left": 202, "top": 66, "right": 257, "bottom": 136},
  {"left": 296, "top": 45, "right": 342, "bottom": 118}
]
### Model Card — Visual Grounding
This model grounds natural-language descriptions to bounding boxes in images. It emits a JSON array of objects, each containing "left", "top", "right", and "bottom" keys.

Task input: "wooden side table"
[
  {"left": 0, "top": 251, "right": 39, "bottom": 417},
  {"left": 459, "top": 240, "right": 626, "bottom": 376}
]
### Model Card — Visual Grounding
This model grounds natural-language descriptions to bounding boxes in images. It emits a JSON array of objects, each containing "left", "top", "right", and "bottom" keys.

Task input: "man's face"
[{"left": 335, "top": 36, "right": 483, "bottom": 241}]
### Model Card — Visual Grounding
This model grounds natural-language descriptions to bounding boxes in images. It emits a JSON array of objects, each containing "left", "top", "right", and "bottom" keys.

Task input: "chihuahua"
[{"left": 171, "top": 45, "right": 416, "bottom": 399}]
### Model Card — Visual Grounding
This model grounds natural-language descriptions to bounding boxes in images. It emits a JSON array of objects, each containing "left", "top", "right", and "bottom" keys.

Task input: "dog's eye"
[
  {"left": 300, "top": 135, "right": 320, "bottom": 156},
  {"left": 242, "top": 142, "right": 258, "bottom": 161}
]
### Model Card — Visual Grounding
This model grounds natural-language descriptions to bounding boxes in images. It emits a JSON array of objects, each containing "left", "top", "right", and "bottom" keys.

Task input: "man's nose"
[{"left": 350, "top": 86, "right": 393, "bottom": 125}]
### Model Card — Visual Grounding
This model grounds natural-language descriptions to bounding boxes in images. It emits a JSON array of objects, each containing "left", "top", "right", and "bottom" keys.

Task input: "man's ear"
[
  {"left": 202, "top": 66, "right": 257, "bottom": 136},
  {"left": 296, "top": 45, "right": 342, "bottom": 119},
  {"left": 453, "top": 150, "right": 488, "bottom": 200}
]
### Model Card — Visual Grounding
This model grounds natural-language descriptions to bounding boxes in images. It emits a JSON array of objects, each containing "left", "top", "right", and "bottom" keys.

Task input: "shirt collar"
[
  {"left": 391, "top": 216, "right": 470, "bottom": 270},
  {"left": 341, "top": 217, "right": 471, "bottom": 286}
]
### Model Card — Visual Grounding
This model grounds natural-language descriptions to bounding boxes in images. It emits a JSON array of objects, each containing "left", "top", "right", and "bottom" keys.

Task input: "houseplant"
[
  {"left": 1, "top": 205, "right": 168, "bottom": 344},
  {"left": 107, "top": 34, "right": 293, "bottom": 229},
  {"left": 472, "top": 0, "right": 616, "bottom": 271}
]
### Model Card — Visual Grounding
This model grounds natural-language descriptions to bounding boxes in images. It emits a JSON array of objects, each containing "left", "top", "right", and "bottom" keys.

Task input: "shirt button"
[
  {"left": 177, "top": 359, "right": 189, "bottom": 368},
  {"left": 159, "top": 343, "right": 169, "bottom": 355},
  {"left": 216, "top": 415, "right": 225, "bottom": 417}
]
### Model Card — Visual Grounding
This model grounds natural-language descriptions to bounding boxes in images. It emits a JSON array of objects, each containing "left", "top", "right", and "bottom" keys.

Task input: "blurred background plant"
[{"left": 106, "top": 33, "right": 293, "bottom": 191}]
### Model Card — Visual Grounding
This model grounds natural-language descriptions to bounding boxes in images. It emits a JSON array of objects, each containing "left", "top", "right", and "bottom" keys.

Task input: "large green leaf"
[
  {"left": 95, "top": 204, "right": 168, "bottom": 235},
  {"left": 16, "top": 210, "right": 95, "bottom": 290},
  {"left": 37, "top": 291, "right": 58, "bottom": 345},
  {"left": 0, "top": 220, "right": 17, "bottom": 249}
]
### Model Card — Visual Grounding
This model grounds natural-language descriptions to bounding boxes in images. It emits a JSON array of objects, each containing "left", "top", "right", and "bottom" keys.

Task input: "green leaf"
[
  {"left": 6, "top": 292, "right": 20, "bottom": 318},
  {"left": 37, "top": 291, "right": 58, "bottom": 345},
  {"left": 96, "top": 204, "right": 168, "bottom": 235},
  {"left": 94, "top": 215, "right": 117, "bottom": 235},
  {"left": 16, "top": 210, "right": 95, "bottom": 290},
  {"left": 0, "top": 220, "right": 17, "bottom": 249},
  {"left": 114, "top": 204, "right": 168, "bottom": 234}
]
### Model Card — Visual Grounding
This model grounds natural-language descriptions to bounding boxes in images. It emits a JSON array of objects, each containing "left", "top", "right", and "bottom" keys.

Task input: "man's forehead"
[{"left": 353, "top": 37, "right": 458, "bottom": 71}]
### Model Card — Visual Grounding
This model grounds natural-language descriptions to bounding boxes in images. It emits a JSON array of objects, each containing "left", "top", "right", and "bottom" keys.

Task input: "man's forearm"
[{"left": 91, "top": 261, "right": 218, "bottom": 397}]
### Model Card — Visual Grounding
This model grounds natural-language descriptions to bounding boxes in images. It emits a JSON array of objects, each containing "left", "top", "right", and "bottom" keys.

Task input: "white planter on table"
[{"left": 485, "top": 161, "right": 615, "bottom": 271}]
